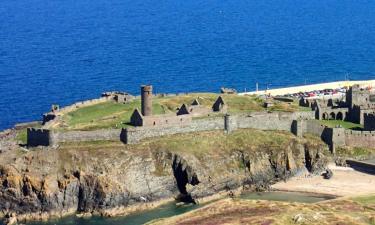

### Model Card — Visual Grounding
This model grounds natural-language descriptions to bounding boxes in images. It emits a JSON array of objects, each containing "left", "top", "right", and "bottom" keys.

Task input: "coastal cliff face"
[{"left": 0, "top": 129, "right": 328, "bottom": 223}]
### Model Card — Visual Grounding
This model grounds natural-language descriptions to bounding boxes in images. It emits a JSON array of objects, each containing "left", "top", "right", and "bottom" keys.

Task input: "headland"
[{"left": 0, "top": 80, "right": 375, "bottom": 225}]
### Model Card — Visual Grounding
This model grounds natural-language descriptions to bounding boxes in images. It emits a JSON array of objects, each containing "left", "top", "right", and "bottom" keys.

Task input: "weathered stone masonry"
[
  {"left": 27, "top": 129, "right": 121, "bottom": 147},
  {"left": 293, "top": 119, "right": 375, "bottom": 152},
  {"left": 29, "top": 109, "right": 375, "bottom": 150},
  {"left": 28, "top": 111, "right": 315, "bottom": 146}
]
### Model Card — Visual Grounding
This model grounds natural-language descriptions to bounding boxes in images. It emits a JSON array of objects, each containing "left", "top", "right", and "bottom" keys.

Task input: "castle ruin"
[
  {"left": 130, "top": 85, "right": 228, "bottom": 127},
  {"left": 303, "top": 84, "right": 375, "bottom": 129},
  {"left": 27, "top": 83, "right": 375, "bottom": 153}
]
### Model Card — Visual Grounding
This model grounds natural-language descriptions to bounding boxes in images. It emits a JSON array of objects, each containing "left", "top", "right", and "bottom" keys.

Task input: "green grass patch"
[
  {"left": 319, "top": 120, "right": 363, "bottom": 130},
  {"left": 61, "top": 100, "right": 166, "bottom": 130},
  {"left": 352, "top": 195, "right": 375, "bottom": 205},
  {"left": 56, "top": 94, "right": 307, "bottom": 131},
  {"left": 15, "top": 129, "right": 27, "bottom": 144},
  {"left": 336, "top": 146, "right": 375, "bottom": 159},
  {"left": 145, "top": 129, "right": 297, "bottom": 159}
]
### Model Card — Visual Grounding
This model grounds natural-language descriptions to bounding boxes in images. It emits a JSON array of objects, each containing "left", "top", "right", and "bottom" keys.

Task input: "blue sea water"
[{"left": 1, "top": 0, "right": 375, "bottom": 130}]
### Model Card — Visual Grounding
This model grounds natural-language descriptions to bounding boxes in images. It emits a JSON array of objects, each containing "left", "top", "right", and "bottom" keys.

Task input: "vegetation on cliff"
[{"left": 0, "top": 128, "right": 328, "bottom": 223}]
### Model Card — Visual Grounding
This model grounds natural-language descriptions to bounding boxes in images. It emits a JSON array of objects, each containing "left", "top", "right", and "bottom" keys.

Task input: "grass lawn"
[
  {"left": 61, "top": 100, "right": 167, "bottom": 130},
  {"left": 138, "top": 129, "right": 302, "bottom": 159},
  {"left": 15, "top": 129, "right": 27, "bottom": 144},
  {"left": 319, "top": 119, "right": 363, "bottom": 130}
]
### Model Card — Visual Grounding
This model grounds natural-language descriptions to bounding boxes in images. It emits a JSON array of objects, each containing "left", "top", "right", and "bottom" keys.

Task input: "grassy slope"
[
  {"left": 60, "top": 99, "right": 166, "bottom": 130},
  {"left": 52, "top": 129, "right": 318, "bottom": 174},
  {"left": 148, "top": 195, "right": 375, "bottom": 225},
  {"left": 57, "top": 94, "right": 305, "bottom": 131},
  {"left": 336, "top": 146, "right": 375, "bottom": 160}
]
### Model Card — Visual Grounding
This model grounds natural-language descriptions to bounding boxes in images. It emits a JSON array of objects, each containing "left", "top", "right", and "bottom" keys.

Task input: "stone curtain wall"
[
  {"left": 236, "top": 113, "right": 292, "bottom": 131},
  {"left": 123, "top": 117, "right": 225, "bottom": 144},
  {"left": 51, "top": 129, "right": 121, "bottom": 144},
  {"left": 27, "top": 129, "right": 121, "bottom": 146},
  {"left": 42, "top": 97, "right": 111, "bottom": 129},
  {"left": 54, "top": 97, "right": 109, "bottom": 115},
  {"left": 345, "top": 130, "right": 375, "bottom": 148},
  {"left": 295, "top": 119, "right": 375, "bottom": 150},
  {"left": 27, "top": 128, "right": 52, "bottom": 147},
  {"left": 123, "top": 111, "right": 315, "bottom": 144},
  {"left": 26, "top": 111, "right": 316, "bottom": 147}
]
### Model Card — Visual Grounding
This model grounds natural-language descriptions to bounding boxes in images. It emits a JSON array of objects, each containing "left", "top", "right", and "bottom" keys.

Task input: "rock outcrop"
[{"left": 0, "top": 130, "right": 329, "bottom": 223}]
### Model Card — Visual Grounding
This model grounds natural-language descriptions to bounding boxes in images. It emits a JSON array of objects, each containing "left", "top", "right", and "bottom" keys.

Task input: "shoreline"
[
  {"left": 4, "top": 168, "right": 374, "bottom": 225},
  {"left": 271, "top": 165, "right": 375, "bottom": 197},
  {"left": 3, "top": 198, "right": 174, "bottom": 225},
  {"left": 239, "top": 79, "right": 375, "bottom": 96},
  {"left": 4, "top": 190, "right": 238, "bottom": 225}
]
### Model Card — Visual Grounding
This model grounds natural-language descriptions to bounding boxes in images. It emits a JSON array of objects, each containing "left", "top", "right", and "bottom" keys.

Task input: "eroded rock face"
[{"left": 0, "top": 137, "right": 329, "bottom": 222}]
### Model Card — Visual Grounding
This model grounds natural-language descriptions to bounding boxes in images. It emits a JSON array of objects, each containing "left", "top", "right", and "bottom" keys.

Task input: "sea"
[{"left": 1, "top": 0, "right": 375, "bottom": 130}]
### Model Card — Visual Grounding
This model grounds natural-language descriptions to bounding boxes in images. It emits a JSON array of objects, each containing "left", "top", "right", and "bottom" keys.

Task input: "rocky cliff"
[{"left": 0, "top": 129, "right": 329, "bottom": 224}]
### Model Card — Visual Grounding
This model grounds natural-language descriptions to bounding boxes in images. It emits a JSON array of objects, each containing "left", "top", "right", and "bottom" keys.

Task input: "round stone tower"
[{"left": 141, "top": 85, "right": 153, "bottom": 116}]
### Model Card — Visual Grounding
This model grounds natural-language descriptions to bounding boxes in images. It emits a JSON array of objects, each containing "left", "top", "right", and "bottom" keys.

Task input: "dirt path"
[{"left": 272, "top": 165, "right": 375, "bottom": 197}]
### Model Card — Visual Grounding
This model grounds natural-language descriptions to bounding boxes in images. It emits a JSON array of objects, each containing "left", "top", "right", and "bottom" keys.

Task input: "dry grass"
[{"left": 149, "top": 196, "right": 375, "bottom": 225}]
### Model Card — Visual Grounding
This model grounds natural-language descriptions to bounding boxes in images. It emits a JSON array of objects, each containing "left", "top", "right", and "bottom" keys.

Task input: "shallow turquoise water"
[
  {"left": 23, "top": 191, "right": 333, "bottom": 225},
  {"left": 26, "top": 202, "right": 200, "bottom": 225}
]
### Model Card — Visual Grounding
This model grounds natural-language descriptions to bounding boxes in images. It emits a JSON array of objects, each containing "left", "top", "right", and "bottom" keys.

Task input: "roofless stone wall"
[
  {"left": 345, "top": 130, "right": 375, "bottom": 148},
  {"left": 122, "top": 111, "right": 315, "bottom": 144},
  {"left": 51, "top": 129, "right": 121, "bottom": 143},
  {"left": 27, "top": 111, "right": 315, "bottom": 147},
  {"left": 122, "top": 117, "right": 225, "bottom": 144},
  {"left": 27, "top": 129, "right": 121, "bottom": 147},
  {"left": 27, "top": 128, "right": 52, "bottom": 147},
  {"left": 293, "top": 119, "right": 375, "bottom": 152}
]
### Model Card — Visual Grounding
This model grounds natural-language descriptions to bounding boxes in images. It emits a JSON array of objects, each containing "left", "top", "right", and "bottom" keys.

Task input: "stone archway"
[
  {"left": 336, "top": 112, "right": 343, "bottom": 120},
  {"left": 322, "top": 112, "right": 329, "bottom": 120},
  {"left": 330, "top": 112, "right": 336, "bottom": 120}
]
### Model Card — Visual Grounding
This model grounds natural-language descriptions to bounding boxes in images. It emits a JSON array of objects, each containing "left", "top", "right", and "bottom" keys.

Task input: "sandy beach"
[
  {"left": 272, "top": 164, "right": 375, "bottom": 197},
  {"left": 239, "top": 79, "right": 375, "bottom": 96}
]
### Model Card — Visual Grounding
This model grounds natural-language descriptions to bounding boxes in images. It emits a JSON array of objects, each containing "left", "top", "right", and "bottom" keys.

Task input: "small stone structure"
[
  {"left": 364, "top": 113, "right": 375, "bottom": 131},
  {"left": 131, "top": 108, "right": 192, "bottom": 127},
  {"left": 131, "top": 86, "right": 228, "bottom": 127},
  {"left": 102, "top": 91, "right": 135, "bottom": 103},
  {"left": 176, "top": 99, "right": 211, "bottom": 117},
  {"left": 264, "top": 100, "right": 274, "bottom": 108},
  {"left": 221, "top": 87, "right": 237, "bottom": 94},
  {"left": 141, "top": 85, "right": 153, "bottom": 116},
  {"left": 212, "top": 96, "right": 227, "bottom": 113},
  {"left": 27, "top": 128, "right": 52, "bottom": 146}
]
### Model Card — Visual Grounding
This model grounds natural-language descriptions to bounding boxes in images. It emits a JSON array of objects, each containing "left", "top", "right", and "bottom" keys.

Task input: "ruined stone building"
[
  {"left": 130, "top": 85, "right": 229, "bottom": 127},
  {"left": 130, "top": 85, "right": 192, "bottom": 127},
  {"left": 177, "top": 99, "right": 211, "bottom": 117},
  {"left": 102, "top": 91, "right": 135, "bottom": 103},
  {"left": 212, "top": 96, "right": 228, "bottom": 113},
  {"left": 301, "top": 84, "right": 375, "bottom": 130}
]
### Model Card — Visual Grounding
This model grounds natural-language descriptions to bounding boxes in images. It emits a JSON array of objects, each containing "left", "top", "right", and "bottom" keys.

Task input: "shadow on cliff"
[{"left": 172, "top": 155, "right": 200, "bottom": 204}]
